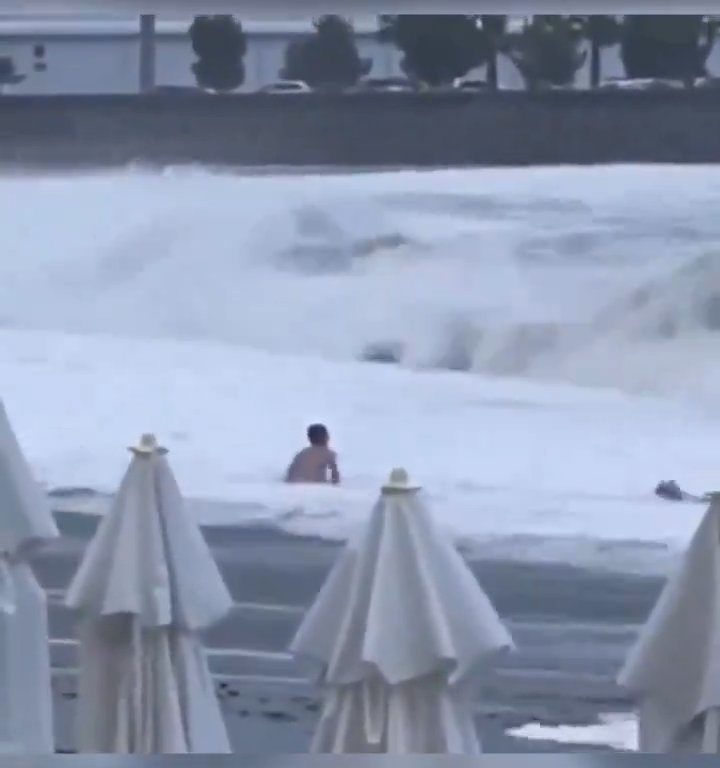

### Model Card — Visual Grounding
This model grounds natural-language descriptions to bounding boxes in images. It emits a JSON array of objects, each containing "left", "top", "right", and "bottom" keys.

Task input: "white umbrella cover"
[
  {"left": 0, "top": 400, "right": 59, "bottom": 754},
  {"left": 65, "top": 435, "right": 234, "bottom": 754},
  {"left": 618, "top": 494, "right": 720, "bottom": 752},
  {"left": 290, "top": 469, "right": 514, "bottom": 754}
]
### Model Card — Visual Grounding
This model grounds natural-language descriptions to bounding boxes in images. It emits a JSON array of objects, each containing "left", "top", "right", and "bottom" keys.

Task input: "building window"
[{"left": 33, "top": 42, "right": 47, "bottom": 71}]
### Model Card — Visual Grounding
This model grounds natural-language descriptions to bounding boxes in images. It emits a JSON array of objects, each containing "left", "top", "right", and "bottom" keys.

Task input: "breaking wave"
[{"left": 2, "top": 164, "right": 720, "bottom": 399}]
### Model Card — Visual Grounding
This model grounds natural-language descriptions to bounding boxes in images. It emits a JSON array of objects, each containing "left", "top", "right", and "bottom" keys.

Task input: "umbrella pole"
[{"left": 702, "top": 707, "right": 720, "bottom": 753}]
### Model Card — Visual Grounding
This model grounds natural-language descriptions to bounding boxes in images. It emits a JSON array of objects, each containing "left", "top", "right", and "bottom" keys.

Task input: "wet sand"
[{"left": 34, "top": 508, "right": 664, "bottom": 753}]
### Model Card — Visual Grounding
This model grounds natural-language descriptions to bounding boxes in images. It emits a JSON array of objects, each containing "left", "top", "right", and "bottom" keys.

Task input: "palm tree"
[{"left": 0, "top": 57, "right": 24, "bottom": 94}]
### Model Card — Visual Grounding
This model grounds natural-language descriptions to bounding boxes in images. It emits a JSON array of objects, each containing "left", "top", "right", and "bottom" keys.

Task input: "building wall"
[
  {"left": 2, "top": 21, "right": 720, "bottom": 96},
  {"left": 0, "top": 29, "right": 406, "bottom": 94},
  {"left": 1, "top": 37, "right": 141, "bottom": 93}
]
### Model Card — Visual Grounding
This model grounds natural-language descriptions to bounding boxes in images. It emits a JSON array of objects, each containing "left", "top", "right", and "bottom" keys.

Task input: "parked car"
[
  {"left": 356, "top": 76, "right": 416, "bottom": 93},
  {"left": 529, "top": 82, "right": 579, "bottom": 91},
  {"left": 695, "top": 76, "right": 720, "bottom": 89},
  {"left": 452, "top": 78, "right": 491, "bottom": 92},
  {"left": 151, "top": 85, "right": 210, "bottom": 95},
  {"left": 599, "top": 78, "right": 685, "bottom": 91},
  {"left": 258, "top": 80, "right": 312, "bottom": 94}
]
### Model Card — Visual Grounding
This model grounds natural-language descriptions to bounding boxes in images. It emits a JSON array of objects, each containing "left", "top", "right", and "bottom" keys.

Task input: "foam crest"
[{"left": 3, "top": 164, "right": 720, "bottom": 398}]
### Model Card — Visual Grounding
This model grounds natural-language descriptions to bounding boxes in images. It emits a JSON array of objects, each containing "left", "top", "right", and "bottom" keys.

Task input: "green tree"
[
  {"left": 0, "top": 56, "right": 24, "bottom": 93},
  {"left": 620, "top": 15, "right": 717, "bottom": 84},
  {"left": 504, "top": 16, "right": 587, "bottom": 90},
  {"left": 479, "top": 15, "right": 508, "bottom": 90},
  {"left": 378, "top": 15, "right": 489, "bottom": 86},
  {"left": 189, "top": 15, "right": 246, "bottom": 92},
  {"left": 281, "top": 16, "right": 371, "bottom": 89},
  {"left": 570, "top": 16, "right": 622, "bottom": 87}
]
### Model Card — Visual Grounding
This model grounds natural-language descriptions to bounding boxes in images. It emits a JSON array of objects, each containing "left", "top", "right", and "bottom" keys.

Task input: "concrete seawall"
[{"left": 2, "top": 89, "right": 720, "bottom": 168}]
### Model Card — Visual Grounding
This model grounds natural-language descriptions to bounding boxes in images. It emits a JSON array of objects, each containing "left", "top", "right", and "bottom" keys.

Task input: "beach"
[
  {"left": 36, "top": 506, "right": 663, "bottom": 753},
  {"left": 6, "top": 162, "right": 717, "bottom": 753}
]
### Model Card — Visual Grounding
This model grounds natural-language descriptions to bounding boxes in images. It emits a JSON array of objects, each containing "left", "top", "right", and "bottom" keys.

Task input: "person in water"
[
  {"left": 285, "top": 424, "right": 340, "bottom": 485},
  {"left": 655, "top": 479, "right": 711, "bottom": 503},
  {"left": 655, "top": 480, "right": 684, "bottom": 502}
]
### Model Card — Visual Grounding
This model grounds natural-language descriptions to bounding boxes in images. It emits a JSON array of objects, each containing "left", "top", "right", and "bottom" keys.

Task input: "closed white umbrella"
[
  {"left": 0, "top": 400, "right": 59, "bottom": 754},
  {"left": 618, "top": 493, "right": 720, "bottom": 752},
  {"left": 290, "top": 468, "right": 514, "bottom": 754},
  {"left": 65, "top": 434, "right": 234, "bottom": 754}
]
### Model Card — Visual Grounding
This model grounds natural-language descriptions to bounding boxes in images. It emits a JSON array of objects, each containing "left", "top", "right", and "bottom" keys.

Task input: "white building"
[
  {"left": 0, "top": 16, "right": 406, "bottom": 94},
  {"left": 2, "top": 15, "right": 716, "bottom": 95}
]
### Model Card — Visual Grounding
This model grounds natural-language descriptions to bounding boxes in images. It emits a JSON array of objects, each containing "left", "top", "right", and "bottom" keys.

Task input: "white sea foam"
[
  {"left": 508, "top": 712, "right": 638, "bottom": 752},
  {"left": 4, "top": 164, "right": 720, "bottom": 398},
  {"left": 3, "top": 165, "right": 720, "bottom": 569}
]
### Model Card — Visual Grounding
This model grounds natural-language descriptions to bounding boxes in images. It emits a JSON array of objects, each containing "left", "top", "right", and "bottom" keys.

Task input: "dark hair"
[{"left": 307, "top": 423, "right": 329, "bottom": 446}]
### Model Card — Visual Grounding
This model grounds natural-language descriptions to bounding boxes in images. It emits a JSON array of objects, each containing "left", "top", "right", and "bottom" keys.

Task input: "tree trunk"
[
  {"left": 590, "top": 40, "right": 601, "bottom": 88},
  {"left": 487, "top": 51, "right": 498, "bottom": 89},
  {"left": 139, "top": 14, "right": 156, "bottom": 93}
]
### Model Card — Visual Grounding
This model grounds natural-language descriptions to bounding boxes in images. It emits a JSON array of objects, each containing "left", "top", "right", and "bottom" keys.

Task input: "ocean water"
[
  {"left": 2, "top": 164, "right": 720, "bottom": 571},
  {"left": 508, "top": 714, "right": 638, "bottom": 752}
]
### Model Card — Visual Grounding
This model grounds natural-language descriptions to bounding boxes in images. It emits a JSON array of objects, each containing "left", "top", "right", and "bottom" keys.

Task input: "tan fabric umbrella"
[
  {"left": 65, "top": 434, "right": 234, "bottom": 753},
  {"left": 618, "top": 493, "right": 720, "bottom": 752},
  {"left": 291, "top": 468, "right": 514, "bottom": 754},
  {"left": 0, "top": 400, "right": 59, "bottom": 754}
]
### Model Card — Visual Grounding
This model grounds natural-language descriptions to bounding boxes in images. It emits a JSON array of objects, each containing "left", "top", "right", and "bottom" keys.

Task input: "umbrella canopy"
[
  {"left": 290, "top": 468, "right": 514, "bottom": 754},
  {"left": 0, "top": 400, "right": 59, "bottom": 754},
  {"left": 618, "top": 493, "right": 720, "bottom": 752},
  {"left": 65, "top": 434, "right": 234, "bottom": 754}
]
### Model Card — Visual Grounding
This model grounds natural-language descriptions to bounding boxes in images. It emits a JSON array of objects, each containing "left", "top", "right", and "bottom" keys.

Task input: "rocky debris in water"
[
  {"left": 360, "top": 341, "right": 403, "bottom": 364},
  {"left": 288, "top": 694, "right": 322, "bottom": 713},
  {"left": 263, "top": 710, "right": 297, "bottom": 723},
  {"left": 216, "top": 681, "right": 230, "bottom": 699},
  {"left": 48, "top": 487, "right": 99, "bottom": 498}
]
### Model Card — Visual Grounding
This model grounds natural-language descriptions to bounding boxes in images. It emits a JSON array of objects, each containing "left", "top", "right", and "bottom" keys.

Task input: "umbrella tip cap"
[
  {"left": 128, "top": 433, "right": 168, "bottom": 456},
  {"left": 381, "top": 467, "right": 421, "bottom": 494}
]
